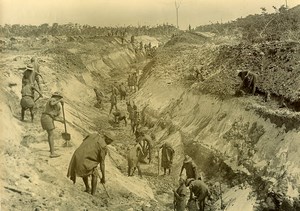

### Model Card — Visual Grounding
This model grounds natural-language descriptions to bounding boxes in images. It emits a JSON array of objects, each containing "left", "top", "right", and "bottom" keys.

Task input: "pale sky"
[{"left": 1, "top": 0, "right": 299, "bottom": 29}]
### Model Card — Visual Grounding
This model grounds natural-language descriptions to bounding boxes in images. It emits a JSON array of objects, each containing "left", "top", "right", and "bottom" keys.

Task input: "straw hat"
[
  {"left": 26, "top": 64, "right": 34, "bottom": 71},
  {"left": 185, "top": 178, "right": 195, "bottom": 186},
  {"left": 183, "top": 155, "right": 192, "bottom": 163},
  {"left": 51, "top": 92, "right": 63, "bottom": 98},
  {"left": 103, "top": 131, "right": 116, "bottom": 144}
]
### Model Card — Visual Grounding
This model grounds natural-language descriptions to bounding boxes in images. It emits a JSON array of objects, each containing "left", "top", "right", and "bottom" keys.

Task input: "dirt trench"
[
  {"left": 134, "top": 71, "right": 300, "bottom": 211},
  {"left": 2, "top": 35, "right": 300, "bottom": 211},
  {"left": 0, "top": 36, "right": 182, "bottom": 211}
]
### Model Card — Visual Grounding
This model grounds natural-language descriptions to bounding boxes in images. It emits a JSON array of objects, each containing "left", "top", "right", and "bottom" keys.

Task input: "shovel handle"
[
  {"left": 34, "top": 94, "right": 42, "bottom": 102},
  {"left": 157, "top": 148, "right": 160, "bottom": 176},
  {"left": 61, "top": 103, "right": 67, "bottom": 133}
]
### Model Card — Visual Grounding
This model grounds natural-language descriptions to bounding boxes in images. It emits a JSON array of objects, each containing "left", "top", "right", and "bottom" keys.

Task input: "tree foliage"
[
  {"left": 196, "top": 5, "right": 300, "bottom": 43},
  {"left": 0, "top": 22, "right": 179, "bottom": 37}
]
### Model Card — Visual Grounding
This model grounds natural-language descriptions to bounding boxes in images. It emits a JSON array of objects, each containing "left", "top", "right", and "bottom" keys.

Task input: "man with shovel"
[
  {"left": 67, "top": 131, "right": 115, "bottom": 195},
  {"left": 40, "top": 92, "right": 65, "bottom": 158},
  {"left": 179, "top": 155, "right": 198, "bottom": 180},
  {"left": 173, "top": 177, "right": 188, "bottom": 211}
]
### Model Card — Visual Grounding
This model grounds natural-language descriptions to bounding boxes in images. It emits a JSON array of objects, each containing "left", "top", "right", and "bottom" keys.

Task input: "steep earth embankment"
[{"left": 134, "top": 32, "right": 300, "bottom": 210}]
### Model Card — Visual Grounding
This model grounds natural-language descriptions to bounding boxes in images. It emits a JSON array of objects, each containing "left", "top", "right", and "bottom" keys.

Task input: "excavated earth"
[{"left": 1, "top": 32, "right": 300, "bottom": 211}]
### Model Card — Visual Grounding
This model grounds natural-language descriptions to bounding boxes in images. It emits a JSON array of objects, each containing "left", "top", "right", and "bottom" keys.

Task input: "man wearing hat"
[
  {"left": 186, "top": 178, "right": 210, "bottom": 211},
  {"left": 179, "top": 155, "right": 198, "bottom": 180},
  {"left": 67, "top": 132, "right": 114, "bottom": 195},
  {"left": 40, "top": 92, "right": 64, "bottom": 158},
  {"left": 22, "top": 64, "right": 42, "bottom": 90},
  {"left": 20, "top": 79, "right": 42, "bottom": 122}
]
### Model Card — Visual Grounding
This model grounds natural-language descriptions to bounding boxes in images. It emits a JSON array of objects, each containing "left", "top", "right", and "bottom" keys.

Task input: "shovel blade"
[{"left": 62, "top": 132, "right": 71, "bottom": 141}]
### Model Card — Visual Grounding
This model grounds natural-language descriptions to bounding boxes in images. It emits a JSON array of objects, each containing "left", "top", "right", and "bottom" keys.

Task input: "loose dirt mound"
[
  {"left": 208, "top": 41, "right": 300, "bottom": 99},
  {"left": 165, "top": 32, "right": 208, "bottom": 47},
  {"left": 45, "top": 46, "right": 86, "bottom": 71}
]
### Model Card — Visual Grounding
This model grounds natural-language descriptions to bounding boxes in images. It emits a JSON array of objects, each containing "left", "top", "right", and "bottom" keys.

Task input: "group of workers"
[
  {"left": 20, "top": 57, "right": 42, "bottom": 122},
  {"left": 90, "top": 70, "right": 211, "bottom": 210},
  {"left": 19, "top": 57, "right": 67, "bottom": 158},
  {"left": 19, "top": 57, "right": 212, "bottom": 210},
  {"left": 93, "top": 71, "right": 141, "bottom": 134}
]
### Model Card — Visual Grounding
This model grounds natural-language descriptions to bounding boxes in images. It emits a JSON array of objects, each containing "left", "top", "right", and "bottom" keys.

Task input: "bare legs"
[
  {"left": 21, "top": 107, "right": 34, "bottom": 122},
  {"left": 82, "top": 175, "right": 97, "bottom": 195},
  {"left": 163, "top": 168, "right": 171, "bottom": 175},
  {"left": 47, "top": 129, "right": 60, "bottom": 158}
]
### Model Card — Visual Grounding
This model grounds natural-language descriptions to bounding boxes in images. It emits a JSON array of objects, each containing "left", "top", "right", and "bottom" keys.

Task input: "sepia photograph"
[{"left": 1, "top": 0, "right": 300, "bottom": 210}]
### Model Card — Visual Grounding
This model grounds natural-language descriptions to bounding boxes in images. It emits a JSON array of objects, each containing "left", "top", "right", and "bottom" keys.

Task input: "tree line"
[{"left": 0, "top": 23, "right": 179, "bottom": 38}]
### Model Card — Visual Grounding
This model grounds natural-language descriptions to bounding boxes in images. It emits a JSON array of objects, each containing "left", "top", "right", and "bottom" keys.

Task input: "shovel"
[
  {"left": 157, "top": 148, "right": 160, "bottom": 176},
  {"left": 61, "top": 103, "right": 72, "bottom": 147}
]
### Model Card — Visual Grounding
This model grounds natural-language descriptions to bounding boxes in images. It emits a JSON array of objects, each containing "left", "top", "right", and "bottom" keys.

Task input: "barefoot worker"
[{"left": 40, "top": 92, "right": 64, "bottom": 158}]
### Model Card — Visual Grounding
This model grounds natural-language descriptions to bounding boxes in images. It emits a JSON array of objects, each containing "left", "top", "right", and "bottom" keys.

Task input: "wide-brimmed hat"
[
  {"left": 185, "top": 178, "right": 195, "bottom": 186},
  {"left": 51, "top": 92, "right": 63, "bottom": 98},
  {"left": 103, "top": 131, "right": 115, "bottom": 144},
  {"left": 183, "top": 155, "right": 192, "bottom": 163},
  {"left": 26, "top": 64, "right": 34, "bottom": 71}
]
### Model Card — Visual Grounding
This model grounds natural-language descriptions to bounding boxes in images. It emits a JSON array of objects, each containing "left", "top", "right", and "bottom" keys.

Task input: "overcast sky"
[{"left": 1, "top": 0, "right": 299, "bottom": 29}]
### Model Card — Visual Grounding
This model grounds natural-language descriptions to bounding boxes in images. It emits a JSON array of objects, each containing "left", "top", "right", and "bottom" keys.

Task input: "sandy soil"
[{"left": 1, "top": 32, "right": 300, "bottom": 211}]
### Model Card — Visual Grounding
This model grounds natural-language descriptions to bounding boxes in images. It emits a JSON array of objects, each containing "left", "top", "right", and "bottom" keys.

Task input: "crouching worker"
[
  {"left": 173, "top": 177, "right": 188, "bottom": 211},
  {"left": 237, "top": 70, "right": 257, "bottom": 95},
  {"left": 113, "top": 110, "right": 127, "bottom": 126},
  {"left": 67, "top": 132, "right": 115, "bottom": 195},
  {"left": 186, "top": 178, "right": 211, "bottom": 211},
  {"left": 20, "top": 79, "right": 42, "bottom": 122}
]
